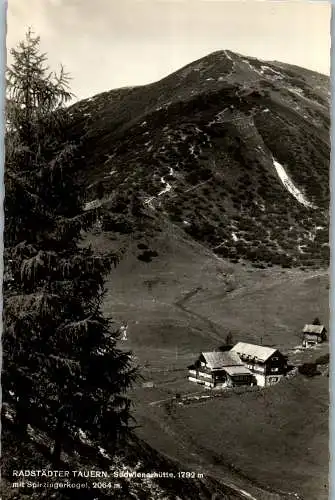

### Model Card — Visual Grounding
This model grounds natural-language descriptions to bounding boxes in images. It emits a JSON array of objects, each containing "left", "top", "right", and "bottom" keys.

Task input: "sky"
[{"left": 6, "top": 0, "right": 331, "bottom": 101}]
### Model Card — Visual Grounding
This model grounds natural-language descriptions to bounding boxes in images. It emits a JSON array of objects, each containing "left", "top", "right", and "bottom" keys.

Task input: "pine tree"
[
  {"left": 225, "top": 332, "right": 233, "bottom": 345},
  {"left": 4, "top": 29, "right": 136, "bottom": 462}
]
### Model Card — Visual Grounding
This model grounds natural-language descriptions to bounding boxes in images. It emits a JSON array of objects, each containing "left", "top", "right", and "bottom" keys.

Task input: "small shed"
[{"left": 302, "top": 324, "right": 327, "bottom": 347}]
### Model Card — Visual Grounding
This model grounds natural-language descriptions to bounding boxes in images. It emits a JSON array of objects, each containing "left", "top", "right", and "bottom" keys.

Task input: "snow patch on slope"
[
  {"left": 242, "top": 59, "right": 263, "bottom": 76},
  {"left": 260, "top": 65, "right": 284, "bottom": 80},
  {"left": 158, "top": 175, "right": 172, "bottom": 196},
  {"left": 224, "top": 50, "right": 233, "bottom": 61},
  {"left": 143, "top": 168, "right": 175, "bottom": 209},
  {"left": 272, "top": 158, "right": 317, "bottom": 209},
  {"left": 83, "top": 199, "right": 103, "bottom": 211}
]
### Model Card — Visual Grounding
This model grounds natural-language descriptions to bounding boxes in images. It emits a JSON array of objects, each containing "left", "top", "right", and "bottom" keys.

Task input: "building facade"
[
  {"left": 231, "top": 342, "right": 287, "bottom": 387},
  {"left": 188, "top": 351, "right": 255, "bottom": 389}
]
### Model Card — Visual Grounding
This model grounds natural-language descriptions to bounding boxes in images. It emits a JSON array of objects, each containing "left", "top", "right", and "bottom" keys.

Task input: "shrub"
[
  {"left": 314, "top": 354, "right": 329, "bottom": 365},
  {"left": 137, "top": 243, "right": 149, "bottom": 250},
  {"left": 137, "top": 250, "right": 158, "bottom": 262},
  {"left": 298, "top": 363, "right": 320, "bottom": 378}
]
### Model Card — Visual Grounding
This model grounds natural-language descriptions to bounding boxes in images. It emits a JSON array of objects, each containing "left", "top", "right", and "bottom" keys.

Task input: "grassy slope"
[
  {"left": 168, "top": 374, "right": 329, "bottom": 500},
  {"left": 84, "top": 225, "right": 329, "bottom": 500},
  {"left": 96, "top": 224, "right": 329, "bottom": 360},
  {"left": 75, "top": 51, "right": 330, "bottom": 500},
  {"left": 132, "top": 372, "right": 328, "bottom": 500},
  {"left": 185, "top": 272, "right": 329, "bottom": 351}
]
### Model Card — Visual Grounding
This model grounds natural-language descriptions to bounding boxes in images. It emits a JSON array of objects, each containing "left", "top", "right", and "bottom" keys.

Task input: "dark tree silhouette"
[
  {"left": 3, "top": 29, "right": 136, "bottom": 463},
  {"left": 225, "top": 332, "right": 233, "bottom": 345}
]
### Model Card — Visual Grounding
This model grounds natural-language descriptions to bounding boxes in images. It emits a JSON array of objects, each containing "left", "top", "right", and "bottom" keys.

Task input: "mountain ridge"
[{"left": 68, "top": 49, "right": 330, "bottom": 269}]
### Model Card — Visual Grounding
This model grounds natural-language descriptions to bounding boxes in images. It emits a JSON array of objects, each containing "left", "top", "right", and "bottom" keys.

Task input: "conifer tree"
[{"left": 4, "top": 29, "right": 136, "bottom": 462}]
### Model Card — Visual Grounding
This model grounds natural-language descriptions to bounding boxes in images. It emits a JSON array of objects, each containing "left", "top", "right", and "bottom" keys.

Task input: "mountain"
[
  {"left": 68, "top": 50, "right": 329, "bottom": 269},
  {"left": 64, "top": 51, "right": 329, "bottom": 499}
]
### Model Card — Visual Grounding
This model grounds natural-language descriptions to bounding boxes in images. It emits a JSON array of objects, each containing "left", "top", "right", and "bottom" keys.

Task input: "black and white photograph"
[{"left": 3, "top": 1, "right": 331, "bottom": 499}]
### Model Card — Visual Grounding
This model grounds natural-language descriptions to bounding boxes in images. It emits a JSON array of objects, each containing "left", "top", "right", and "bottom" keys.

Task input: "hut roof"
[
  {"left": 231, "top": 342, "right": 278, "bottom": 363},
  {"left": 302, "top": 324, "right": 326, "bottom": 335},
  {"left": 201, "top": 351, "right": 243, "bottom": 370},
  {"left": 224, "top": 365, "right": 253, "bottom": 376}
]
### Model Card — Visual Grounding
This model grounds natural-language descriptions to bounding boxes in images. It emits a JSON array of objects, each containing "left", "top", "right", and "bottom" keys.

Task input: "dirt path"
[
  {"left": 186, "top": 269, "right": 328, "bottom": 308},
  {"left": 174, "top": 286, "right": 226, "bottom": 343},
  {"left": 172, "top": 269, "right": 328, "bottom": 339}
]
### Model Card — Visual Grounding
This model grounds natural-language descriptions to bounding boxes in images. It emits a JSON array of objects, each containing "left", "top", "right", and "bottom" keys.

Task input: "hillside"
[
  {"left": 2, "top": 417, "right": 244, "bottom": 500},
  {"left": 136, "top": 371, "right": 329, "bottom": 500},
  {"left": 68, "top": 50, "right": 330, "bottom": 269},
  {"left": 83, "top": 228, "right": 329, "bottom": 500},
  {"left": 65, "top": 51, "right": 330, "bottom": 499}
]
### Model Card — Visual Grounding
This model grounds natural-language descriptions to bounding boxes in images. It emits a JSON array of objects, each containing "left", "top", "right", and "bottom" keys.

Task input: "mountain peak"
[{"left": 68, "top": 51, "right": 329, "bottom": 269}]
